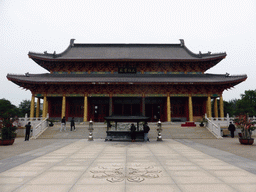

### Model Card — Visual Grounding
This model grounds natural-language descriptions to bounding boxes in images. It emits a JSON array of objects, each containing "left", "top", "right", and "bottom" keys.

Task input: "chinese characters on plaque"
[{"left": 118, "top": 67, "right": 137, "bottom": 74}]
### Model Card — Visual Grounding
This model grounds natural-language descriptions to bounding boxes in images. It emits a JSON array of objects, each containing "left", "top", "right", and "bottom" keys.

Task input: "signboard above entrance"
[{"left": 118, "top": 67, "right": 136, "bottom": 74}]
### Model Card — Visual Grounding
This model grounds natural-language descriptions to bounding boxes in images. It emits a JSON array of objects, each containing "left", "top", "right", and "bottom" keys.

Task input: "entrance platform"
[
  {"left": 1, "top": 138, "right": 256, "bottom": 192},
  {"left": 36, "top": 122, "right": 216, "bottom": 140}
]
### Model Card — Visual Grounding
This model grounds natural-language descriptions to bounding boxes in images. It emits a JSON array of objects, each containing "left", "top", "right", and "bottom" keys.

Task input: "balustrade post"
[
  {"left": 25, "top": 113, "right": 28, "bottom": 126},
  {"left": 218, "top": 123, "right": 221, "bottom": 137},
  {"left": 32, "top": 124, "right": 36, "bottom": 138},
  {"left": 227, "top": 113, "right": 230, "bottom": 126}
]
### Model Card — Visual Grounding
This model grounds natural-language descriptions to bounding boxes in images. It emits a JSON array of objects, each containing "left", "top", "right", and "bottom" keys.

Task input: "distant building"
[{"left": 7, "top": 39, "right": 246, "bottom": 123}]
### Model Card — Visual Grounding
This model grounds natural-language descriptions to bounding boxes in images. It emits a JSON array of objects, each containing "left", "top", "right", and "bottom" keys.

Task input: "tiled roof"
[
  {"left": 28, "top": 39, "right": 226, "bottom": 61},
  {"left": 7, "top": 73, "right": 247, "bottom": 85}
]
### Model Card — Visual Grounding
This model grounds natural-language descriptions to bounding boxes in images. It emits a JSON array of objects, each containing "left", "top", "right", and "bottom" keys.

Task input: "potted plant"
[
  {"left": 234, "top": 114, "right": 256, "bottom": 145},
  {"left": 0, "top": 117, "right": 17, "bottom": 145}
]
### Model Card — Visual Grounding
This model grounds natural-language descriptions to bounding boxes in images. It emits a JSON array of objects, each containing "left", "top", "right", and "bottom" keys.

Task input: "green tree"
[
  {"left": 224, "top": 99, "right": 238, "bottom": 117},
  {"left": 18, "top": 100, "right": 31, "bottom": 117},
  {"left": 235, "top": 90, "right": 256, "bottom": 116},
  {"left": 0, "top": 98, "right": 19, "bottom": 118}
]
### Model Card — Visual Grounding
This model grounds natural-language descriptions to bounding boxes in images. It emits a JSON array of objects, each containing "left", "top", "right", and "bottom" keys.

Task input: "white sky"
[{"left": 1, "top": 0, "right": 255, "bottom": 106}]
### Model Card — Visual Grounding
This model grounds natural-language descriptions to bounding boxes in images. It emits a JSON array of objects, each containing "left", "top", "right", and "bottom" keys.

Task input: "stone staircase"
[
  {"left": 38, "top": 122, "right": 216, "bottom": 140},
  {"left": 160, "top": 122, "right": 216, "bottom": 139}
]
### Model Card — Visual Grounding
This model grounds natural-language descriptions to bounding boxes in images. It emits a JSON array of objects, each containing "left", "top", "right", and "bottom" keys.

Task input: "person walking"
[
  {"left": 70, "top": 117, "right": 75, "bottom": 131},
  {"left": 25, "top": 122, "right": 31, "bottom": 141},
  {"left": 228, "top": 122, "right": 236, "bottom": 138},
  {"left": 60, "top": 116, "right": 66, "bottom": 132},
  {"left": 143, "top": 122, "right": 150, "bottom": 142},
  {"left": 130, "top": 123, "right": 136, "bottom": 142}
]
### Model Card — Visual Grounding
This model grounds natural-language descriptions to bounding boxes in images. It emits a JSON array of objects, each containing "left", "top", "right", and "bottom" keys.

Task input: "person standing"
[
  {"left": 143, "top": 122, "right": 150, "bottom": 142},
  {"left": 70, "top": 117, "right": 75, "bottom": 131},
  {"left": 130, "top": 123, "right": 136, "bottom": 142},
  {"left": 228, "top": 122, "right": 236, "bottom": 138},
  {"left": 25, "top": 122, "right": 31, "bottom": 141},
  {"left": 60, "top": 116, "right": 66, "bottom": 132}
]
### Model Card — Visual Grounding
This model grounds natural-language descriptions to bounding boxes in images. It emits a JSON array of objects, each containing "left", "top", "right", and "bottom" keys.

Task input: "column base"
[{"left": 181, "top": 121, "right": 196, "bottom": 127}]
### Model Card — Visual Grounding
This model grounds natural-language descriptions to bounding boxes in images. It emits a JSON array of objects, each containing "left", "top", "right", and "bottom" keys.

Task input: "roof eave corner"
[
  {"left": 54, "top": 38, "right": 76, "bottom": 58},
  {"left": 28, "top": 52, "right": 32, "bottom": 58},
  {"left": 27, "top": 39, "right": 76, "bottom": 60}
]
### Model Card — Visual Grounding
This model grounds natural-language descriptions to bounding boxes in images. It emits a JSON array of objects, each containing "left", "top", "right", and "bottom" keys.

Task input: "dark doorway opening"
[{"left": 113, "top": 97, "right": 141, "bottom": 116}]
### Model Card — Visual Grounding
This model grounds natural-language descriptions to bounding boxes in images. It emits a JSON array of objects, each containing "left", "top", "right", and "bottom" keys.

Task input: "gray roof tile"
[
  {"left": 28, "top": 39, "right": 226, "bottom": 61},
  {"left": 7, "top": 73, "right": 247, "bottom": 85}
]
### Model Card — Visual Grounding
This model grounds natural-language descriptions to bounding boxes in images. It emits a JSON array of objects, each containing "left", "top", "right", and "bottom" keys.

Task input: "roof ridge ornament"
[
  {"left": 70, "top": 39, "right": 75, "bottom": 47},
  {"left": 179, "top": 39, "right": 185, "bottom": 47},
  {"left": 199, "top": 51, "right": 202, "bottom": 58}
]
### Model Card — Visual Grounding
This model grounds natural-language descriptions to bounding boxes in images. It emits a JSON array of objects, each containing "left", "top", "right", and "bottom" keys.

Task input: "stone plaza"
[{"left": 1, "top": 123, "right": 256, "bottom": 192}]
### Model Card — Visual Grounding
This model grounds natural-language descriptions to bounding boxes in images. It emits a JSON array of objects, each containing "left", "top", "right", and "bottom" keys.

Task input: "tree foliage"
[
  {"left": 224, "top": 99, "right": 238, "bottom": 117},
  {"left": 224, "top": 90, "right": 256, "bottom": 117},
  {"left": 235, "top": 90, "right": 256, "bottom": 116},
  {"left": 0, "top": 98, "right": 41, "bottom": 118},
  {"left": 0, "top": 98, "right": 19, "bottom": 118},
  {"left": 19, "top": 100, "right": 31, "bottom": 117}
]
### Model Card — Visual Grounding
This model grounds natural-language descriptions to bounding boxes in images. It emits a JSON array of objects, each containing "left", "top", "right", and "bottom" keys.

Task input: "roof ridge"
[{"left": 28, "top": 39, "right": 226, "bottom": 60}]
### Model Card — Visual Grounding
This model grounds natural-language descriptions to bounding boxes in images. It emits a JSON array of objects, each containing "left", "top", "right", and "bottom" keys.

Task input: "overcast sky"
[{"left": 1, "top": 0, "right": 255, "bottom": 106}]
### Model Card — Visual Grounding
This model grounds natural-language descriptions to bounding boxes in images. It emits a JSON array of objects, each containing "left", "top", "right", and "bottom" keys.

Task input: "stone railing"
[
  {"left": 205, "top": 114, "right": 256, "bottom": 137},
  {"left": 207, "top": 114, "right": 233, "bottom": 128},
  {"left": 18, "top": 114, "right": 46, "bottom": 128},
  {"left": 31, "top": 117, "right": 49, "bottom": 139},
  {"left": 18, "top": 114, "right": 49, "bottom": 139},
  {"left": 205, "top": 117, "right": 222, "bottom": 139}
]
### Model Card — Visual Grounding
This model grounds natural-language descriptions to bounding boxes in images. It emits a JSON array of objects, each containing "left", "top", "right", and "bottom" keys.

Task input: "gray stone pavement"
[
  {"left": 1, "top": 137, "right": 256, "bottom": 192},
  {"left": 1, "top": 122, "right": 256, "bottom": 192}
]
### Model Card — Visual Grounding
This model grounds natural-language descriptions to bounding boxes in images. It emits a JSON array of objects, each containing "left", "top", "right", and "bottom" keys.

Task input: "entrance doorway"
[
  {"left": 170, "top": 97, "right": 187, "bottom": 121},
  {"left": 145, "top": 97, "right": 166, "bottom": 122},
  {"left": 66, "top": 97, "right": 84, "bottom": 120},
  {"left": 113, "top": 97, "right": 141, "bottom": 116},
  {"left": 88, "top": 97, "right": 109, "bottom": 122},
  {"left": 48, "top": 97, "right": 62, "bottom": 118}
]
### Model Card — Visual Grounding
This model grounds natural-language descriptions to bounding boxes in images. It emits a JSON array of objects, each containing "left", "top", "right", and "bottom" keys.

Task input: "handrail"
[
  {"left": 31, "top": 117, "right": 48, "bottom": 139},
  {"left": 205, "top": 116, "right": 222, "bottom": 139},
  {"left": 19, "top": 113, "right": 49, "bottom": 139}
]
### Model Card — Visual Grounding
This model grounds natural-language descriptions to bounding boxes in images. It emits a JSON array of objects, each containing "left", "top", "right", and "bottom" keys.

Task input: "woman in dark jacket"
[
  {"left": 130, "top": 124, "right": 136, "bottom": 142},
  {"left": 70, "top": 117, "right": 75, "bottom": 131},
  {"left": 228, "top": 122, "right": 236, "bottom": 138}
]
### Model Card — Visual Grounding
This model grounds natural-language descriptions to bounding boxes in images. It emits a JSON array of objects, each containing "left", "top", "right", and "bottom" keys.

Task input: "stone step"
[{"left": 38, "top": 122, "right": 216, "bottom": 140}]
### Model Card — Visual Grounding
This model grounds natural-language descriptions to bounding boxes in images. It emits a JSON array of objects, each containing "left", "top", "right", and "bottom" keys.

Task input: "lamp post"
[
  {"left": 88, "top": 119, "right": 94, "bottom": 141},
  {"left": 157, "top": 119, "right": 162, "bottom": 141}
]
